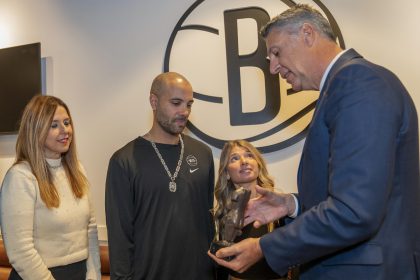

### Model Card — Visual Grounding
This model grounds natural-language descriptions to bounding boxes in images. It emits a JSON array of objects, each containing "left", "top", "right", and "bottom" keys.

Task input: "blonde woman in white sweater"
[{"left": 0, "top": 95, "right": 101, "bottom": 280}]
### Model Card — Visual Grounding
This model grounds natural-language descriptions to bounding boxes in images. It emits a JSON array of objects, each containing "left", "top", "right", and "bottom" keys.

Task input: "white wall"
[{"left": 1, "top": 0, "right": 419, "bottom": 241}]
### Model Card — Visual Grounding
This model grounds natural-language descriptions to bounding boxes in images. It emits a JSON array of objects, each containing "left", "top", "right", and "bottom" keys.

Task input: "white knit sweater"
[{"left": 0, "top": 159, "right": 101, "bottom": 280}]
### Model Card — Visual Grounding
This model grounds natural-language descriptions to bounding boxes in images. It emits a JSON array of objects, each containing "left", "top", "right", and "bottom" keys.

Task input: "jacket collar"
[{"left": 320, "top": 48, "right": 363, "bottom": 98}]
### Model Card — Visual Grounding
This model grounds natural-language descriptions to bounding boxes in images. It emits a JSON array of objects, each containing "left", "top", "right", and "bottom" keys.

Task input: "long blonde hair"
[
  {"left": 15, "top": 95, "right": 88, "bottom": 208},
  {"left": 213, "top": 140, "right": 275, "bottom": 233}
]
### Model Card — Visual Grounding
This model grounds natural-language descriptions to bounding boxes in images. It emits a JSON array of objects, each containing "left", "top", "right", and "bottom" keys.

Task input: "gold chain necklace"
[{"left": 149, "top": 134, "right": 184, "bottom": 192}]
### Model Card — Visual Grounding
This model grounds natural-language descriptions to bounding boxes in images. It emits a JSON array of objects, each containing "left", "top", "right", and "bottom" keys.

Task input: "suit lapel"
[{"left": 297, "top": 49, "right": 363, "bottom": 189}]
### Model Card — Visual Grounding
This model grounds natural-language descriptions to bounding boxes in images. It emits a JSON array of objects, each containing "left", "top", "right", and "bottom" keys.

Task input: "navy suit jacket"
[{"left": 260, "top": 49, "right": 420, "bottom": 280}]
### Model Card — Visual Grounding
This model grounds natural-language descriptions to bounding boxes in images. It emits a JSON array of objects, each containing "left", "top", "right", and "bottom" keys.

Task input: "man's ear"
[
  {"left": 150, "top": 93, "right": 158, "bottom": 110},
  {"left": 301, "top": 23, "right": 315, "bottom": 46}
]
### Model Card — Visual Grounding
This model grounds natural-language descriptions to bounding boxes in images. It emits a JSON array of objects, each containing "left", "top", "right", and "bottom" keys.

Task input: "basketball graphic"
[{"left": 165, "top": 0, "right": 345, "bottom": 152}]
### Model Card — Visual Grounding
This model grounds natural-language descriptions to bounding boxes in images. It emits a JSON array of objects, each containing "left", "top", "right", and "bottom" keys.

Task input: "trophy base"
[{"left": 209, "top": 240, "right": 235, "bottom": 261}]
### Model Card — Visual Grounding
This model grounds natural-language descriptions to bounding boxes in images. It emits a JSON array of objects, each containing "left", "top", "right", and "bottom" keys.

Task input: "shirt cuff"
[{"left": 288, "top": 194, "right": 299, "bottom": 218}]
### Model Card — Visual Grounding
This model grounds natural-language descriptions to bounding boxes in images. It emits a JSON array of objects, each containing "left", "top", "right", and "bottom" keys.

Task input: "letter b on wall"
[{"left": 224, "top": 7, "right": 280, "bottom": 126}]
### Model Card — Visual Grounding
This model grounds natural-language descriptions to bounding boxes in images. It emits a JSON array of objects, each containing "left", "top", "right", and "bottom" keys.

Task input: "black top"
[
  {"left": 230, "top": 223, "right": 283, "bottom": 279},
  {"left": 105, "top": 135, "right": 215, "bottom": 280}
]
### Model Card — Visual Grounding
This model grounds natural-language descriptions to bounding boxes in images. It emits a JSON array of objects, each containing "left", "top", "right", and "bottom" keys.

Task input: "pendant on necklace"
[{"left": 169, "top": 181, "right": 177, "bottom": 192}]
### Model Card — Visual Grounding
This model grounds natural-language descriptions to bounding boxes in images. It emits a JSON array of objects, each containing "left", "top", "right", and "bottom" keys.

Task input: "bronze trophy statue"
[{"left": 210, "top": 187, "right": 251, "bottom": 260}]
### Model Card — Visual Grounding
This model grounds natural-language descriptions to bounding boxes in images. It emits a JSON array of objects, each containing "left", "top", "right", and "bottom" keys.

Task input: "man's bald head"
[{"left": 150, "top": 72, "right": 192, "bottom": 97}]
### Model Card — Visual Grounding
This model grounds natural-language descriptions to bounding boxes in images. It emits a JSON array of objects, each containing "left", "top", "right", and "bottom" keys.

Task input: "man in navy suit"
[{"left": 209, "top": 4, "right": 420, "bottom": 279}]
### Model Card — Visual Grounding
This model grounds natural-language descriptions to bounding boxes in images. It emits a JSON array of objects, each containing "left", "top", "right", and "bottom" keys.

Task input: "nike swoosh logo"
[{"left": 190, "top": 168, "right": 199, "bottom": 173}]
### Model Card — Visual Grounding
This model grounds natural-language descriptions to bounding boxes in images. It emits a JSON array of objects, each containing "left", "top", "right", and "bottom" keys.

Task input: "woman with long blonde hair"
[
  {"left": 0, "top": 95, "right": 101, "bottom": 280},
  {"left": 213, "top": 140, "right": 284, "bottom": 280}
]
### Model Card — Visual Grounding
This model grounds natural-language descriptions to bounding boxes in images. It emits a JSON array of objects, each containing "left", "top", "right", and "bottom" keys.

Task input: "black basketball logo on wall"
[{"left": 164, "top": 0, "right": 345, "bottom": 153}]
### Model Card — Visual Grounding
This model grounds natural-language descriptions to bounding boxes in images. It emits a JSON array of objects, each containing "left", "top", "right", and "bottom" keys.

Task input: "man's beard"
[{"left": 157, "top": 113, "right": 186, "bottom": 135}]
